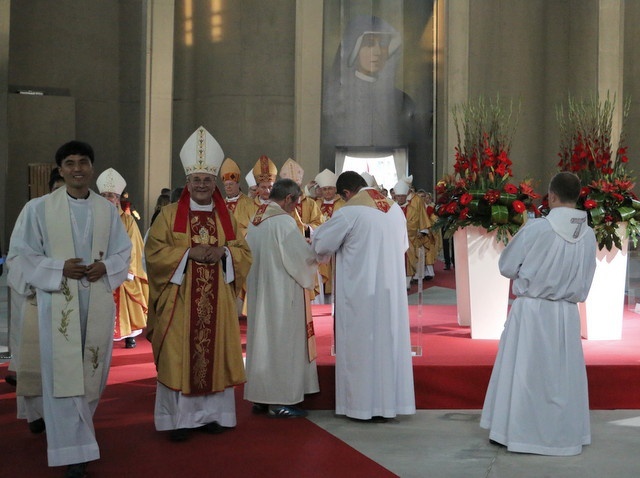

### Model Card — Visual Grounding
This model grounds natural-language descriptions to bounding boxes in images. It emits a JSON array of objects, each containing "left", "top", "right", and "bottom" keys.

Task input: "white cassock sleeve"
[
  {"left": 498, "top": 223, "right": 530, "bottom": 279},
  {"left": 102, "top": 206, "right": 133, "bottom": 291},
  {"left": 312, "top": 212, "right": 350, "bottom": 263},
  {"left": 9, "top": 200, "right": 65, "bottom": 293}
]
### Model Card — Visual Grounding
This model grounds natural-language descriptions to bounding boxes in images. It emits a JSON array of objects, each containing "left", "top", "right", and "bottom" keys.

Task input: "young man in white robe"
[
  {"left": 244, "top": 178, "right": 320, "bottom": 417},
  {"left": 480, "top": 172, "right": 597, "bottom": 456},
  {"left": 9, "top": 140, "right": 131, "bottom": 478},
  {"left": 312, "top": 171, "right": 415, "bottom": 421}
]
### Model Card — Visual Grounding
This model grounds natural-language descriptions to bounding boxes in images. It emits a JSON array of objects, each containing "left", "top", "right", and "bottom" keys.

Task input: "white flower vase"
[
  {"left": 578, "top": 223, "right": 628, "bottom": 340},
  {"left": 453, "top": 226, "right": 510, "bottom": 339}
]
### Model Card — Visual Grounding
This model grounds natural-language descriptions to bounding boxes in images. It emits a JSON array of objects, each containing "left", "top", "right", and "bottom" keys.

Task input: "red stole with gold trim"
[
  {"left": 187, "top": 210, "right": 220, "bottom": 394},
  {"left": 365, "top": 189, "right": 392, "bottom": 212},
  {"left": 225, "top": 199, "right": 238, "bottom": 213}
]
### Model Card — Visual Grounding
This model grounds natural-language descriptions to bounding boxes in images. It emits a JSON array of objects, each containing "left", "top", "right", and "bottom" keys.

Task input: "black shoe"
[
  {"left": 444, "top": 265, "right": 451, "bottom": 270},
  {"left": 424, "top": 276, "right": 434, "bottom": 281},
  {"left": 28, "top": 418, "right": 46, "bottom": 434},
  {"left": 252, "top": 403, "right": 269, "bottom": 414},
  {"left": 198, "top": 421, "right": 226, "bottom": 434},
  {"left": 268, "top": 405, "right": 308, "bottom": 418},
  {"left": 169, "top": 428, "right": 189, "bottom": 442},
  {"left": 66, "top": 462, "right": 87, "bottom": 478},
  {"left": 124, "top": 337, "right": 136, "bottom": 348},
  {"left": 5, "top": 374, "right": 17, "bottom": 386},
  {"left": 348, "top": 415, "right": 389, "bottom": 423}
]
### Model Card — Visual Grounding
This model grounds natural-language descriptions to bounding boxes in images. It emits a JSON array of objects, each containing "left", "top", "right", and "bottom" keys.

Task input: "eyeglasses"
[{"left": 189, "top": 177, "right": 215, "bottom": 186}]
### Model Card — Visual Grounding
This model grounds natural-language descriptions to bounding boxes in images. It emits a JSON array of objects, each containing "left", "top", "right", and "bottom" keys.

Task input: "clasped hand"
[
  {"left": 189, "top": 244, "right": 226, "bottom": 264},
  {"left": 63, "top": 258, "right": 107, "bottom": 282}
]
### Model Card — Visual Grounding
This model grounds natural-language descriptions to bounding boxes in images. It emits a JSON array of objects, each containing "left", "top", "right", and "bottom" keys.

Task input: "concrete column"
[
  {"left": 294, "top": 0, "right": 323, "bottom": 179},
  {"left": 143, "top": 0, "right": 174, "bottom": 229},
  {"left": 0, "top": 0, "right": 9, "bottom": 246},
  {"left": 598, "top": 0, "right": 624, "bottom": 151},
  {"left": 437, "top": 0, "right": 469, "bottom": 178}
]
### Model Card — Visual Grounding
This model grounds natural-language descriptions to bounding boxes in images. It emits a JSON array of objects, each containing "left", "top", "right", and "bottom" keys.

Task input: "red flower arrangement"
[
  {"left": 551, "top": 93, "right": 639, "bottom": 251},
  {"left": 434, "top": 96, "right": 540, "bottom": 245}
]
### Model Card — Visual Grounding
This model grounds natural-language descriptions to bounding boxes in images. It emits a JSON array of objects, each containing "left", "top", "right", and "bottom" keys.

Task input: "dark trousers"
[{"left": 443, "top": 237, "right": 454, "bottom": 267}]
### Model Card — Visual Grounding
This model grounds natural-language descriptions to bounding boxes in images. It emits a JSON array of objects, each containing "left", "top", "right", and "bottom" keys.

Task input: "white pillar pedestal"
[
  {"left": 579, "top": 225, "right": 628, "bottom": 340},
  {"left": 453, "top": 226, "right": 509, "bottom": 339}
]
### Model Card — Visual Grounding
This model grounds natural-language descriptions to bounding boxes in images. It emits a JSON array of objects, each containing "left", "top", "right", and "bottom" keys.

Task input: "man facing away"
[
  {"left": 480, "top": 171, "right": 597, "bottom": 455},
  {"left": 244, "top": 178, "right": 320, "bottom": 417},
  {"left": 312, "top": 171, "right": 415, "bottom": 421},
  {"left": 145, "top": 126, "right": 251, "bottom": 442},
  {"left": 96, "top": 168, "right": 149, "bottom": 349},
  {"left": 9, "top": 140, "right": 131, "bottom": 478}
]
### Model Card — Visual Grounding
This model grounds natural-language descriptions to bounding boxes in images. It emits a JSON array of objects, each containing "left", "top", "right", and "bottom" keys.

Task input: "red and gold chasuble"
[
  {"left": 225, "top": 199, "right": 238, "bottom": 214},
  {"left": 319, "top": 202, "right": 336, "bottom": 222},
  {"left": 188, "top": 210, "right": 221, "bottom": 394}
]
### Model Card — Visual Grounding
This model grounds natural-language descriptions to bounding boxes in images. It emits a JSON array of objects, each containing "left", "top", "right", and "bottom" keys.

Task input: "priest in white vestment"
[
  {"left": 10, "top": 141, "right": 131, "bottom": 478},
  {"left": 480, "top": 172, "right": 597, "bottom": 456},
  {"left": 244, "top": 179, "right": 320, "bottom": 417},
  {"left": 312, "top": 171, "right": 415, "bottom": 420}
]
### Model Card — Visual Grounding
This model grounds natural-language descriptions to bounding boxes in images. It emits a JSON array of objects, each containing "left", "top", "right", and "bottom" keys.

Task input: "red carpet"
[
  {"left": 2, "top": 262, "right": 640, "bottom": 475},
  {"left": 0, "top": 342, "right": 396, "bottom": 478},
  {"left": 304, "top": 303, "right": 640, "bottom": 410}
]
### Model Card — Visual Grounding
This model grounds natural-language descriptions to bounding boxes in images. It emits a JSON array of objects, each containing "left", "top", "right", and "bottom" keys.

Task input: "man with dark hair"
[
  {"left": 312, "top": 171, "right": 415, "bottom": 421},
  {"left": 481, "top": 171, "right": 597, "bottom": 456},
  {"left": 9, "top": 140, "right": 131, "bottom": 477},
  {"left": 244, "top": 178, "right": 320, "bottom": 417},
  {"left": 48, "top": 167, "right": 65, "bottom": 192}
]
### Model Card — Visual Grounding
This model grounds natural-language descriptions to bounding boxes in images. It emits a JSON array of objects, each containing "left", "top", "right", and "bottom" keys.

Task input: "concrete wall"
[
  {"left": 438, "top": 0, "right": 635, "bottom": 195},
  {"left": 171, "top": 0, "right": 296, "bottom": 189},
  {"left": 3, "top": 0, "right": 145, "bottom": 244},
  {"left": 3, "top": 0, "right": 640, "bottom": 246}
]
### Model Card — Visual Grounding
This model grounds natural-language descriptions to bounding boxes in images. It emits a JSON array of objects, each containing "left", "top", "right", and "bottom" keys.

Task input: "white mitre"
[
  {"left": 245, "top": 170, "right": 257, "bottom": 188},
  {"left": 361, "top": 172, "right": 379, "bottom": 189},
  {"left": 179, "top": 126, "right": 224, "bottom": 176},
  {"left": 280, "top": 158, "right": 304, "bottom": 185},
  {"left": 315, "top": 169, "right": 337, "bottom": 188},
  {"left": 96, "top": 167, "right": 126, "bottom": 195},
  {"left": 393, "top": 175, "right": 413, "bottom": 195}
]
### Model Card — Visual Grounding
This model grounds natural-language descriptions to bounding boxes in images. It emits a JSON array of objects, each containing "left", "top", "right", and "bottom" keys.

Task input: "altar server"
[{"left": 480, "top": 172, "right": 597, "bottom": 455}]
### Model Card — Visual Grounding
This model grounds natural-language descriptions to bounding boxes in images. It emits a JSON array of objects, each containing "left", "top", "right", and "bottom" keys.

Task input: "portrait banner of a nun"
[{"left": 320, "top": 3, "right": 434, "bottom": 189}]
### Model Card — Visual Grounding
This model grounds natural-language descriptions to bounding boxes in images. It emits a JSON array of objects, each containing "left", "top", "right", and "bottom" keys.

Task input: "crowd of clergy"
[
  {"left": 3, "top": 126, "right": 594, "bottom": 478},
  {"left": 4, "top": 127, "right": 432, "bottom": 477}
]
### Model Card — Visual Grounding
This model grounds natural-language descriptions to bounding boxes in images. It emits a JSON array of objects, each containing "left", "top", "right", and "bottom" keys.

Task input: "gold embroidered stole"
[
  {"left": 187, "top": 210, "right": 220, "bottom": 394},
  {"left": 45, "top": 188, "right": 113, "bottom": 400},
  {"left": 344, "top": 188, "right": 393, "bottom": 212}
]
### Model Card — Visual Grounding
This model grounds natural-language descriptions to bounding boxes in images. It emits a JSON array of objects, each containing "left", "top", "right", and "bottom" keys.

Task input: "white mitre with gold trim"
[
  {"left": 180, "top": 126, "right": 224, "bottom": 176},
  {"left": 315, "top": 169, "right": 337, "bottom": 188},
  {"left": 280, "top": 158, "right": 304, "bottom": 185},
  {"left": 96, "top": 167, "right": 126, "bottom": 195}
]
